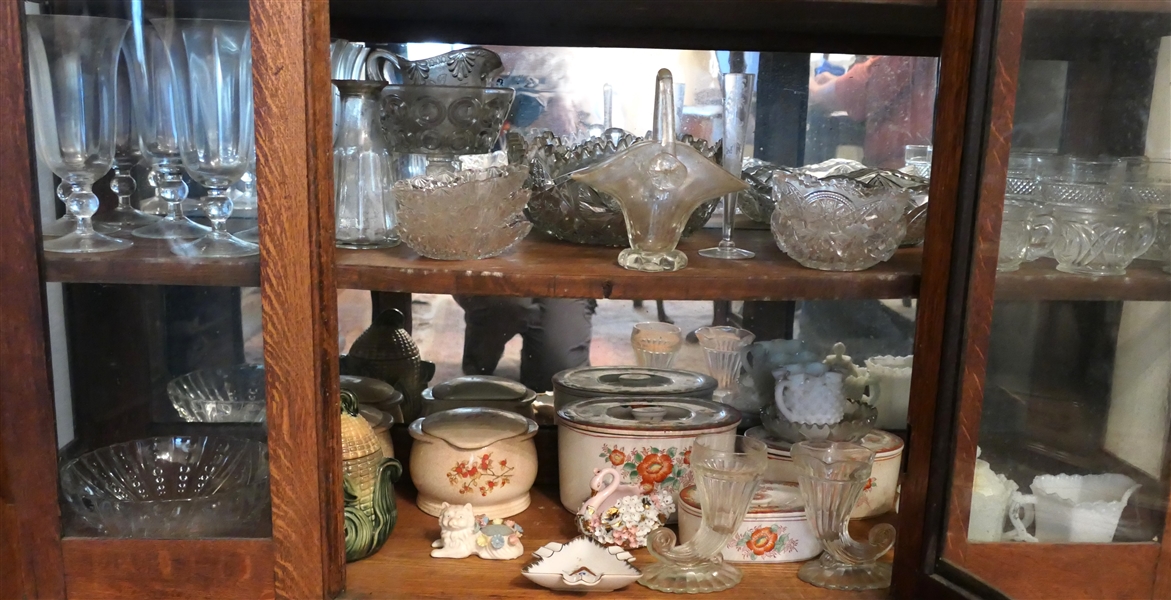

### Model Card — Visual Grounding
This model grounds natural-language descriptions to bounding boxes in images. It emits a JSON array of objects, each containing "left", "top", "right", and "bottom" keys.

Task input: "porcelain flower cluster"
[{"left": 578, "top": 491, "right": 674, "bottom": 549}]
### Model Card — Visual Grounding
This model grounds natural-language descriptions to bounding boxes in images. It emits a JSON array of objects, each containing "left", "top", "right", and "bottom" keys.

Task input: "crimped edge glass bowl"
[{"left": 168, "top": 364, "right": 267, "bottom": 423}]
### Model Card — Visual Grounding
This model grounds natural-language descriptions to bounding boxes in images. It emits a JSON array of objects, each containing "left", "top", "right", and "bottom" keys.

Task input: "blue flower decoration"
[
  {"left": 513, "top": 524, "right": 524, "bottom": 535},
  {"left": 490, "top": 534, "right": 506, "bottom": 550}
]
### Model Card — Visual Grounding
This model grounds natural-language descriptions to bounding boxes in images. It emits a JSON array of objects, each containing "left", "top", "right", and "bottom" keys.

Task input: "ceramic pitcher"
[
  {"left": 774, "top": 363, "right": 845, "bottom": 425},
  {"left": 1008, "top": 473, "right": 1139, "bottom": 543},
  {"left": 861, "top": 355, "right": 912, "bottom": 430}
]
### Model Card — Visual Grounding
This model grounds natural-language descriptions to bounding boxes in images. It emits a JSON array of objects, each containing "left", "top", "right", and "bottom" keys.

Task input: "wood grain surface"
[
  {"left": 43, "top": 237, "right": 261, "bottom": 287},
  {"left": 253, "top": 0, "right": 344, "bottom": 598},
  {"left": 958, "top": 542, "right": 1158, "bottom": 599},
  {"left": 0, "top": 0, "right": 67, "bottom": 597}
]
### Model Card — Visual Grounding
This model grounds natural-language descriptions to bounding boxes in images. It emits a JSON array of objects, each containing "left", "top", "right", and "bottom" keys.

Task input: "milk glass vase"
[
  {"left": 334, "top": 80, "right": 398, "bottom": 249},
  {"left": 639, "top": 434, "right": 766, "bottom": 593},
  {"left": 792, "top": 440, "right": 895, "bottom": 591},
  {"left": 26, "top": 15, "right": 132, "bottom": 253}
]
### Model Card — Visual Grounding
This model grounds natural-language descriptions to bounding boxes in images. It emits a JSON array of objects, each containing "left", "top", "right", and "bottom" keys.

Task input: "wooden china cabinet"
[{"left": 1, "top": 1, "right": 1167, "bottom": 599}]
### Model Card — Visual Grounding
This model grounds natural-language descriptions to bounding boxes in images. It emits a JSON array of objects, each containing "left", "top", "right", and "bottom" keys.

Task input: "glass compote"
[
  {"left": 158, "top": 18, "right": 257, "bottom": 257},
  {"left": 95, "top": 37, "right": 160, "bottom": 231},
  {"left": 695, "top": 326, "right": 755, "bottom": 406},
  {"left": 638, "top": 434, "right": 766, "bottom": 593},
  {"left": 128, "top": 22, "right": 210, "bottom": 241},
  {"left": 27, "top": 15, "right": 132, "bottom": 253}
]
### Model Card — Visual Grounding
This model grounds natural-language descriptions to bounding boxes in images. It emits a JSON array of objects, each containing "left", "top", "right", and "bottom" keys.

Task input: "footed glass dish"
[
  {"left": 168, "top": 364, "right": 267, "bottom": 423},
  {"left": 760, "top": 401, "right": 876, "bottom": 444},
  {"left": 60, "top": 436, "right": 270, "bottom": 538}
]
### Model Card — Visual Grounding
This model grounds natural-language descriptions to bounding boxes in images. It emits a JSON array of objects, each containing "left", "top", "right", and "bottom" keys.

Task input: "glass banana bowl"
[
  {"left": 60, "top": 435, "right": 271, "bottom": 538},
  {"left": 168, "top": 364, "right": 267, "bottom": 423},
  {"left": 393, "top": 165, "right": 532, "bottom": 260}
]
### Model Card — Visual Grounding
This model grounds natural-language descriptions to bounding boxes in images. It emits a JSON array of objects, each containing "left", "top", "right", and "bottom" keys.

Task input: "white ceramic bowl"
[
  {"left": 408, "top": 407, "right": 538, "bottom": 518},
  {"left": 556, "top": 397, "right": 739, "bottom": 514},
  {"left": 677, "top": 481, "right": 821, "bottom": 563}
]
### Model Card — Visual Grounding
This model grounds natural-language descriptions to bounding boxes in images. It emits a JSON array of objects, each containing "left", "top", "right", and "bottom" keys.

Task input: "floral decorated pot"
[
  {"left": 556, "top": 397, "right": 739, "bottom": 515},
  {"left": 408, "top": 407, "right": 538, "bottom": 518},
  {"left": 677, "top": 482, "right": 821, "bottom": 563}
]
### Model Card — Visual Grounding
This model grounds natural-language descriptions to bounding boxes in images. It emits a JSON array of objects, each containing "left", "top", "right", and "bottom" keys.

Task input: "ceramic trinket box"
[
  {"left": 430, "top": 502, "right": 524, "bottom": 560},
  {"left": 522, "top": 537, "right": 641, "bottom": 592},
  {"left": 677, "top": 481, "right": 821, "bottom": 563}
]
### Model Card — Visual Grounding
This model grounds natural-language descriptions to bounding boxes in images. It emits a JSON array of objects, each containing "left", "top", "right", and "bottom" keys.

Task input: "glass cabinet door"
[{"left": 940, "top": 1, "right": 1171, "bottom": 598}]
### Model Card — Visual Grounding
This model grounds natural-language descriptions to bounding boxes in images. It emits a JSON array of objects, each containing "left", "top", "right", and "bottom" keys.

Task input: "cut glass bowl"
[
  {"left": 60, "top": 436, "right": 270, "bottom": 538},
  {"left": 168, "top": 364, "right": 267, "bottom": 423}
]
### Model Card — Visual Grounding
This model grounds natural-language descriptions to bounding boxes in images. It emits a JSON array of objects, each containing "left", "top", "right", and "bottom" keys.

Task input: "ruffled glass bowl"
[
  {"left": 168, "top": 364, "right": 267, "bottom": 423},
  {"left": 524, "top": 129, "right": 720, "bottom": 247},
  {"left": 60, "top": 436, "right": 270, "bottom": 538},
  {"left": 759, "top": 401, "right": 876, "bottom": 444},
  {"left": 393, "top": 165, "right": 532, "bottom": 260}
]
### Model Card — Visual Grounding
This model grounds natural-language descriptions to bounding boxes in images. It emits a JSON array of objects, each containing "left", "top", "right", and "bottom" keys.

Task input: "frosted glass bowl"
[
  {"left": 168, "top": 364, "right": 267, "bottom": 423},
  {"left": 60, "top": 436, "right": 270, "bottom": 538},
  {"left": 393, "top": 166, "right": 532, "bottom": 260}
]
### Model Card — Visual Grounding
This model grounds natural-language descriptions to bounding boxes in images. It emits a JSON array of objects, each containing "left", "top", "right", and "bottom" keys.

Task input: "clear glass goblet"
[
  {"left": 695, "top": 326, "right": 755, "bottom": 405},
  {"left": 233, "top": 152, "right": 259, "bottom": 244},
  {"left": 128, "top": 22, "right": 210, "bottom": 241},
  {"left": 631, "top": 322, "right": 683, "bottom": 368},
  {"left": 638, "top": 434, "right": 766, "bottom": 593},
  {"left": 27, "top": 15, "right": 132, "bottom": 254},
  {"left": 96, "top": 37, "right": 160, "bottom": 231},
  {"left": 792, "top": 440, "right": 895, "bottom": 591},
  {"left": 158, "top": 18, "right": 257, "bottom": 257},
  {"left": 43, "top": 182, "right": 120, "bottom": 237}
]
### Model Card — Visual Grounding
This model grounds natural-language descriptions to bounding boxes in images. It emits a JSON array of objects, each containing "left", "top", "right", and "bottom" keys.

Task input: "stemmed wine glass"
[
  {"left": 234, "top": 151, "right": 259, "bottom": 244},
  {"left": 127, "top": 22, "right": 210, "bottom": 241},
  {"left": 156, "top": 18, "right": 257, "bottom": 257},
  {"left": 95, "top": 37, "right": 160, "bottom": 231},
  {"left": 27, "top": 15, "right": 132, "bottom": 254}
]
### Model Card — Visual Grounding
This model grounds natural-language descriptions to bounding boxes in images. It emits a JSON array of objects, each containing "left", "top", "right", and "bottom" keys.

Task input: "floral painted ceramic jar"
[
  {"left": 556, "top": 397, "right": 740, "bottom": 514},
  {"left": 408, "top": 407, "right": 538, "bottom": 518},
  {"left": 677, "top": 482, "right": 821, "bottom": 563},
  {"left": 551, "top": 366, "right": 716, "bottom": 410}
]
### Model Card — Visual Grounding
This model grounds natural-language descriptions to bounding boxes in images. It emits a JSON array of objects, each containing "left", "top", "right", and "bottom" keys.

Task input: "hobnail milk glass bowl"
[
  {"left": 168, "top": 364, "right": 267, "bottom": 423},
  {"left": 60, "top": 436, "right": 270, "bottom": 538},
  {"left": 393, "top": 166, "right": 532, "bottom": 260}
]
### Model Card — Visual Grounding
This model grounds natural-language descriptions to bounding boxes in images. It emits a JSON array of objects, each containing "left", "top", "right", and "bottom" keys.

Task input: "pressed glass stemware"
[
  {"left": 96, "top": 37, "right": 160, "bottom": 231},
  {"left": 792, "top": 440, "right": 895, "bottom": 591},
  {"left": 699, "top": 72, "right": 756, "bottom": 260},
  {"left": 695, "top": 326, "right": 755, "bottom": 405},
  {"left": 27, "top": 15, "right": 132, "bottom": 253},
  {"left": 630, "top": 322, "right": 683, "bottom": 368},
  {"left": 638, "top": 434, "right": 766, "bottom": 593},
  {"left": 159, "top": 18, "right": 258, "bottom": 257}
]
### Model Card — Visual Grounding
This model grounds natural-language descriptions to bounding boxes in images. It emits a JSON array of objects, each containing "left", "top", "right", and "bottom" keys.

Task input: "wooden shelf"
[
  {"left": 343, "top": 483, "right": 891, "bottom": 599},
  {"left": 336, "top": 229, "right": 923, "bottom": 301},
  {"left": 993, "top": 258, "right": 1171, "bottom": 302},
  {"left": 43, "top": 237, "right": 260, "bottom": 287}
]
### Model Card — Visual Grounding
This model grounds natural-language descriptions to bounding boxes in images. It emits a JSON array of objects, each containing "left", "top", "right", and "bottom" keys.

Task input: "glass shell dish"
[
  {"left": 760, "top": 401, "right": 877, "bottom": 444},
  {"left": 379, "top": 84, "right": 515, "bottom": 156},
  {"left": 524, "top": 129, "right": 721, "bottom": 247},
  {"left": 392, "top": 166, "right": 532, "bottom": 260},
  {"left": 168, "top": 364, "right": 267, "bottom": 423},
  {"left": 770, "top": 171, "right": 911, "bottom": 271},
  {"left": 60, "top": 436, "right": 270, "bottom": 538}
]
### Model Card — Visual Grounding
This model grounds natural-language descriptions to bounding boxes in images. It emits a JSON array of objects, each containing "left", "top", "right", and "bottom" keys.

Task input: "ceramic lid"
[
  {"left": 859, "top": 429, "right": 904, "bottom": 456},
  {"left": 744, "top": 426, "right": 793, "bottom": 454},
  {"left": 426, "top": 375, "right": 533, "bottom": 402},
  {"left": 413, "top": 407, "right": 537, "bottom": 450},
  {"left": 553, "top": 367, "right": 716, "bottom": 396},
  {"left": 556, "top": 397, "right": 739, "bottom": 432},
  {"left": 679, "top": 481, "right": 805, "bottom": 515},
  {"left": 341, "top": 375, "right": 403, "bottom": 407},
  {"left": 359, "top": 405, "right": 394, "bottom": 431}
]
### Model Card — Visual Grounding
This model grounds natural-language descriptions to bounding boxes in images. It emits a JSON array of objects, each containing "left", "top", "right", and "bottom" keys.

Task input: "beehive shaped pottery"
[
  {"left": 341, "top": 389, "right": 402, "bottom": 562},
  {"left": 341, "top": 308, "right": 435, "bottom": 422}
]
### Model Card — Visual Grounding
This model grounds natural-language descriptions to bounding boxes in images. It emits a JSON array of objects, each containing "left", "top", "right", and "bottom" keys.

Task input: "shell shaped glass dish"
[
  {"left": 392, "top": 166, "right": 532, "bottom": 260},
  {"left": 60, "top": 436, "right": 271, "bottom": 538},
  {"left": 167, "top": 364, "right": 267, "bottom": 423},
  {"left": 523, "top": 537, "right": 641, "bottom": 592},
  {"left": 379, "top": 84, "right": 515, "bottom": 156}
]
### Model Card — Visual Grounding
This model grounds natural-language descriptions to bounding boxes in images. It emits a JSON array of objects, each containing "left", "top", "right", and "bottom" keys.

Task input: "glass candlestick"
[
  {"left": 638, "top": 434, "right": 766, "bottom": 593},
  {"left": 695, "top": 326, "right": 754, "bottom": 405},
  {"left": 631, "top": 322, "right": 683, "bottom": 368},
  {"left": 699, "top": 72, "right": 756, "bottom": 260},
  {"left": 792, "top": 440, "right": 895, "bottom": 591}
]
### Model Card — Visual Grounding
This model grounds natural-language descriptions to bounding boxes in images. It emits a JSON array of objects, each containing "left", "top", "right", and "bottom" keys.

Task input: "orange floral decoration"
[
  {"left": 636, "top": 453, "right": 673, "bottom": 484},
  {"left": 608, "top": 449, "right": 627, "bottom": 466},
  {"left": 745, "top": 526, "right": 779, "bottom": 556}
]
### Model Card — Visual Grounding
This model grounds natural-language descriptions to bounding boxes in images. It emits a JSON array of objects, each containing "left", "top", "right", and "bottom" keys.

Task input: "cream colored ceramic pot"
[
  {"left": 556, "top": 397, "right": 740, "bottom": 514},
  {"left": 408, "top": 407, "right": 538, "bottom": 518},
  {"left": 677, "top": 482, "right": 821, "bottom": 563}
]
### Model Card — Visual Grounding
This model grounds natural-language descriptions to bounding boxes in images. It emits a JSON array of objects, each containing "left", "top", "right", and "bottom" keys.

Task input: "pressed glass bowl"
[
  {"left": 393, "top": 165, "right": 532, "bottom": 260},
  {"left": 759, "top": 401, "right": 876, "bottom": 444},
  {"left": 60, "top": 436, "right": 270, "bottom": 538},
  {"left": 379, "top": 84, "right": 515, "bottom": 156},
  {"left": 168, "top": 364, "right": 267, "bottom": 423}
]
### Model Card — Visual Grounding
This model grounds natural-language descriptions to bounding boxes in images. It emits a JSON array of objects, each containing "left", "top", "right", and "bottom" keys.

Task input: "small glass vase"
[
  {"left": 792, "top": 440, "right": 895, "bottom": 591},
  {"left": 630, "top": 322, "right": 683, "bottom": 368},
  {"left": 334, "top": 80, "right": 398, "bottom": 249},
  {"left": 695, "top": 326, "right": 754, "bottom": 406},
  {"left": 699, "top": 72, "right": 756, "bottom": 260},
  {"left": 638, "top": 434, "right": 766, "bottom": 593}
]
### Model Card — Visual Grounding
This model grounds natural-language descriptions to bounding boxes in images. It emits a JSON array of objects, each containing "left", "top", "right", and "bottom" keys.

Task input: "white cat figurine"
[{"left": 430, "top": 502, "right": 524, "bottom": 560}]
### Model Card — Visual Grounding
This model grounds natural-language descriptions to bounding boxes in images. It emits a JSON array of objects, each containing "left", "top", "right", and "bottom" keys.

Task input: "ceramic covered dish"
[
  {"left": 556, "top": 397, "right": 739, "bottom": 513},
  {"left": 423, "top": 375, "right": 537, "bottom": 418},
  {"left": 522, "top": 537, "right": 641, "bottom": 592},
  {"left": 677, "top": 481, "right": 821, "bottom": 563},
  {"left": 342, "top": 374, "right": 405, "bottom": 423},
  {"left": 408, "top": 407, "right": 538, "bottom": 518},
  {"left": 551, "top": 366, "right": 716, "bottom": 410}
]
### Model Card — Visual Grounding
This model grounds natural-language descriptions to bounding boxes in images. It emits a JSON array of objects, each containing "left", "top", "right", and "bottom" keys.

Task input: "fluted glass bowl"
[
  {"left": 770, "top": 172, "right": 911, "bottom": 271},
  {"left": 760, "top": 401, "right": 876, "bottom": 444},
  {"left": 60, "top": 436, "right": 270, "bottom": 538},
  {"left": 393, "top": 165, "right": 532, "bottom": 260},
  {"left": 168, "top": 364, "right": 267, "bottom": 423},
  {"left": 524, "top": 129, "right": 721, "bottom": 246}
]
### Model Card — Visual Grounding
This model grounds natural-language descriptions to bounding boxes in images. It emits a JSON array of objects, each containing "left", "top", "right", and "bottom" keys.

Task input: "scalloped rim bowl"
[
  {"left": 759, "top": 401, "right": 877, "bottom": 443},
  {"left": 168, "top": 364, "right": 267, "bottom": 423}
]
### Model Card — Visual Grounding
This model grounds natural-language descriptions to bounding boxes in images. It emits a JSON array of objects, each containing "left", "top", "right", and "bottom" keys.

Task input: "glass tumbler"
[
  {"left": 902, "top": 145, "right": 932, "bottom": 178},
  {"left": 334, "top": 80, "right": 399, "bottom": 249},
  {"left": 695, "top": 326, "right": 755, "bottom": 405},
  {"left": 630, "top": 322, "right": 683, "bottom": 368},
  {"left": 1040, "top": 203, "right": 1155, "bottom": 276}
]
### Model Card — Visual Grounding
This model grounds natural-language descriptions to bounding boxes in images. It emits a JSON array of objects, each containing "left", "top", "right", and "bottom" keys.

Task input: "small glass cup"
[
  {"left": 1041, "top": 158, "right": 1117, "bottom": 206},
  {"left": 1113, "top": 157, "right": 1171, "bottom": 263},
  {"left": 695, "top": 326, "right": 755, "bottom": 405},
  {"left": 998, "top": 198, "right": 1052, "bottom": 272},
  {"left": 1039, "top": 203, "right": 1155, "bottom": 276},
  {"left": 1006, "top": 150, "right": 1064, "bottom": 197},
  {"left": 902, "top": 145, "right": 932, "bottom": 178},
  {"left": 630, "top": 322, "right": 683, "bottom": 368}
]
